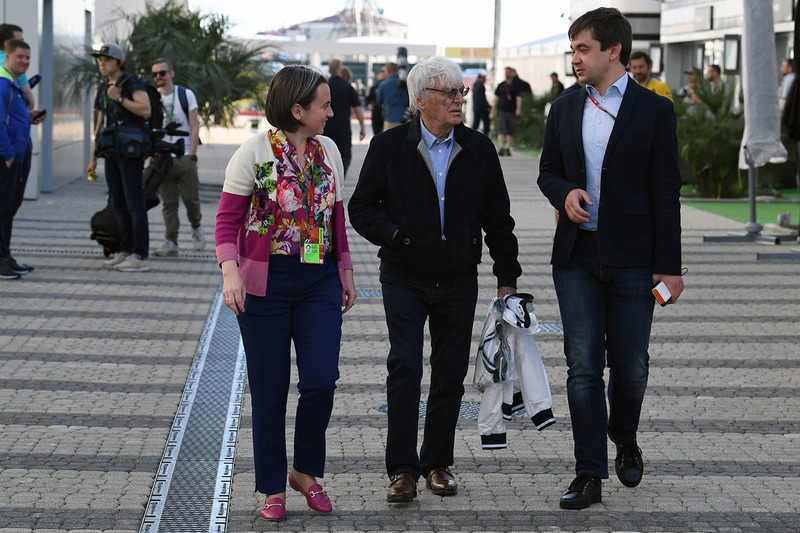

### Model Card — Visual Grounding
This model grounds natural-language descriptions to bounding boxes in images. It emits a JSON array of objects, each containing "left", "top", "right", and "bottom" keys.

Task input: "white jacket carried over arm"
[{"left": 473, "top": 293, "right": 555, "bottom": 449}]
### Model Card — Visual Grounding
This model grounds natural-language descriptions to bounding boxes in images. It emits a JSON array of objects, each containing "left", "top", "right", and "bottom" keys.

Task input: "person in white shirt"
[
  {"left": 779, "top": 58, "right": 795, "bottom": 113},
  {"left": 150, "top": 57, "right": 204, "bottom": 256}
]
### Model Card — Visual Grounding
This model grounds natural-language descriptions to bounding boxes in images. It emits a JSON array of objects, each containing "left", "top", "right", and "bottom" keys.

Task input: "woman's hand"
[
  {"left": 341, "top": 269, "right": 356, "bottom": 314},
  {"left": 221, "top": 259, "right": 246, "bottom": 315}
]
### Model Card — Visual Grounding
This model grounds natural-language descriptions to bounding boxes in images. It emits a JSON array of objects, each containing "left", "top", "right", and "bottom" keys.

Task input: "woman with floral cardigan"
[{"left": 215, "top": 66, "right": 356, "bottom": 522}]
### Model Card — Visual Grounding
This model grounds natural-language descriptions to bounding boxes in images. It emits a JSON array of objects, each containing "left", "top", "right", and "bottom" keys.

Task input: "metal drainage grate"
[
  {"left": 356, "top": 288, "right": 384, "bottom": 299},
  {"left": 140, "top": 287, "right": 245, "bottom": 533}
]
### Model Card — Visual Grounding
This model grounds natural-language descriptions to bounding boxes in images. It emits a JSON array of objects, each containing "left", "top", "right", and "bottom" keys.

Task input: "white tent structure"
[{"left": 737, "top": 0, "right": 787, "bottom": 236}]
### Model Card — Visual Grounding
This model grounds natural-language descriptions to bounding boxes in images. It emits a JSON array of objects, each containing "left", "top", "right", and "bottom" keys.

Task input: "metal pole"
[
  {"left": 40, "top": 0, "right": 54, "bottom": 192},
  {"left": 743, "top": 145, "right": 763, "bottom": 234},
  {"left": 492, "top": 0, "right": 501, "bottom": 86}
]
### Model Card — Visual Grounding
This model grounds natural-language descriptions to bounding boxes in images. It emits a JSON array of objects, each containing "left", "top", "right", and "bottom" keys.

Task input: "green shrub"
[
  {"left": 514, "top": 93, "right": 550, "bottom": 150},
  {"left": 675, "top": 70, "right": 745, "bottom": 198}
]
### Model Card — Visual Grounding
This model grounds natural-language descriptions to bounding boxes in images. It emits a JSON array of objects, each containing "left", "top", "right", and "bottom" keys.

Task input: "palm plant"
[
  {"left": 675, "top": 69, "right": 745, "bottom": 198},
  {"left": 515, "top": 93, "right": 550, "bottom": 150},
  {"left": 68, "top": 0, "right": 273, "bottom": 126}
]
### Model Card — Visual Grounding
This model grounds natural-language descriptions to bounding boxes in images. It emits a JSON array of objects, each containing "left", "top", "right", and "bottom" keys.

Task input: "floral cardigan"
[{"left": 215, "top": 131, "right": 353, "bottom": 297}]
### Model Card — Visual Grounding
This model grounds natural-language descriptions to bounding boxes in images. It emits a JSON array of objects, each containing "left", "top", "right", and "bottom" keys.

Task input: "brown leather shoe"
[
  {"left": 425, "top": 467, "right": 458, "bottom": 495},
  {"left": 387, "top": 473, "right": 417, "bottom": 502}
]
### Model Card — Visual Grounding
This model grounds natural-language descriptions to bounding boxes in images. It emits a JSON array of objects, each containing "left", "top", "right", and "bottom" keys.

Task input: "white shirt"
[
  {"left": 161, "top": 85, "right": 198, "bottom": 155},
  {"left": 581, "top": 73, "right": 628, "bottom": 231},
  {"left": 779, "top": 72, "right": 795, "bottom": 110}
]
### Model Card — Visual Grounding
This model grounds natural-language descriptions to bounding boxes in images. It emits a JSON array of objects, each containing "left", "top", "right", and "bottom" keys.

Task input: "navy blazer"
[{"left": 537, "top": 78, "right": 682, "bottom": 276}]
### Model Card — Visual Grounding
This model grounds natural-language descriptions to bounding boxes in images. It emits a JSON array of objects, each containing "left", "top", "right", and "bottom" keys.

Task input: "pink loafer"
[
  {"left": 260, "top": 497, "right": 285, "bottom": 521},
  {"left": 288, "top": 470, "right": 332, "bottom": 513}
]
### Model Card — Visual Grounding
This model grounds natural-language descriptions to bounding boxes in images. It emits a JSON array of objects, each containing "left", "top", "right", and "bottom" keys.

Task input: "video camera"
[{"left": 150, "top": 121, "right": 189, "bottom": 157}]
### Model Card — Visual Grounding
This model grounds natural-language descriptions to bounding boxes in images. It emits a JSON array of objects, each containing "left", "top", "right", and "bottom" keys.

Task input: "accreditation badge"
[{"left": 300, "top": 226, "right": 324, "bottom": 264}]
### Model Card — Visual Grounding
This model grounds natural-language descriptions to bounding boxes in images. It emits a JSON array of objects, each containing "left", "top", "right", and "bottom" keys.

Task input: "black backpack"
[
  {"left": 176, "top": 85, "right": 201, "bottom": 145},
  {"left": 117, "top": 72, "right": 164, "bottom": 130}
]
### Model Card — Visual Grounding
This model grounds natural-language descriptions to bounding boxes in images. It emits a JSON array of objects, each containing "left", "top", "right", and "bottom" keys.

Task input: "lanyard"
[
  {"left": 164, "top": 86, "right": 176, "bottom": 123},
  {"left": 586, "top": 91, "right": 616, "bottom": 121}
]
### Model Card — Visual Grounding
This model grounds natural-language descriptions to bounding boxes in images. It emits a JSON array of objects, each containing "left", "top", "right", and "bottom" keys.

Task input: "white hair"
[{"left": 407, "top": 57, "right": 464, "bottom": 114}]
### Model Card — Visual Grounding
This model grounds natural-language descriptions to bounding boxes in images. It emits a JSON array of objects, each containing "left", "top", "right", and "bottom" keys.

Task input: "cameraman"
[
  {"left": 150, "top": 58, "right": 204, "bottom": 257},
  {"left": 87, "top": 43, "right": 151, "bottom": 272}
]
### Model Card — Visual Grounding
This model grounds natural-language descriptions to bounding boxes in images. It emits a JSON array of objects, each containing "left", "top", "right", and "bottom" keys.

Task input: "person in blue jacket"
[{"left": 0, "top": 39, "right": 45, "bottom": 280}]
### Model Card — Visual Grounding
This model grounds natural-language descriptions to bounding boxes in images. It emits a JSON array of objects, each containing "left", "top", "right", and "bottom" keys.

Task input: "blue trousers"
[
  {"left": 236, "top": 255, "right": 342, "bottom": 494},
  {"left": 104, "top": 156, "right": 148, "bottom": 258},
  {"left": 381, "top": 272, "right": 478, "bottom": 479},
  {"left": 552, "top": 233, "right": 654, "bottom": 478}
]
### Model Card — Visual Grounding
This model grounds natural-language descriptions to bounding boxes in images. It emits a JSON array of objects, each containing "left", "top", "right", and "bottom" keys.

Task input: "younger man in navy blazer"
[{"left": 537, "top": 7, "right": 685, "bottom": 510}]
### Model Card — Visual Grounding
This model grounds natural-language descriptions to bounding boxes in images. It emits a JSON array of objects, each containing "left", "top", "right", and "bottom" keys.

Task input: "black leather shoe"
[
  {"left": 559, "top": 475, "right": 602, "bottom": 510},
  {"left": 387, "top": 473, "right": 417, "bottom": 502},
  {"left": 8, "top": 257, "right": 33, "bottom": 272},
  {"left": 615, "top": 439, "right": 644, "bottom": 487},
  {"left": 425, "top": 467, "right": 457, "bottom": 495}
]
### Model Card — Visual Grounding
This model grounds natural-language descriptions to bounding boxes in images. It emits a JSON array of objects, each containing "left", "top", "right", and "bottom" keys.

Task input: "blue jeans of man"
[
  {"left": 381, "top": 272, "right": 478, "bottom": 480},
  {"left": 104, "top": 156, "right": 148, "bottom": 258},
  {"left": 236, "top": 255, "right": 342, "bottom": 494},
  {"left": 552, "top": 233, "right": 654, "bottom": 479}
]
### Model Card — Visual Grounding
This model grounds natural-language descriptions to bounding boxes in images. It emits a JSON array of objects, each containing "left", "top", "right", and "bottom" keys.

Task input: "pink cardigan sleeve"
[
  {"left": 215, "top": 191, "right": 250, "bottom": 266},
  {"left": 333, "top": 200, "right": 353, "bottom": 271}
]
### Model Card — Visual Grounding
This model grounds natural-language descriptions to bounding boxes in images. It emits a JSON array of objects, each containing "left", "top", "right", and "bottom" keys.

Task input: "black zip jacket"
[{"left": 348, "top": 117, "right": 521, "bottom": 288}]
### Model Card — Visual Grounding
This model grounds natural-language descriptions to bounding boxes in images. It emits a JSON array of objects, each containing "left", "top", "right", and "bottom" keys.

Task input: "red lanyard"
[{"left": 586, "top": 91, "right": 616, "bottom": 121}]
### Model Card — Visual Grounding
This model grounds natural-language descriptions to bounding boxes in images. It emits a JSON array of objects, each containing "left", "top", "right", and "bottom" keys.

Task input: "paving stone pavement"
[{"left": 1, "top": 124, "right": 799, "bottom": 533}]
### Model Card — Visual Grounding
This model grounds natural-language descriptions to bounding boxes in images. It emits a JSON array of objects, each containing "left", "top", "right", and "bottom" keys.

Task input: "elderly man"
[{"left": 349, "top": 56, "right": 521, "bottom": 504}]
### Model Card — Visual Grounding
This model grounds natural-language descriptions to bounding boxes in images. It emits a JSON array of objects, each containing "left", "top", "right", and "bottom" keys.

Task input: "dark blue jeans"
[
  {"left": 104, "top": 156, "right": 148, "bottom": 258},
  {"left": 381, "top": 272, "right": 478, "bottom": 479},
  {"left": 552, "top": 233, "right": 654, "bottom": 478},
  {"left": 236, "top": 255, "right": 342, "bottom": 494}
]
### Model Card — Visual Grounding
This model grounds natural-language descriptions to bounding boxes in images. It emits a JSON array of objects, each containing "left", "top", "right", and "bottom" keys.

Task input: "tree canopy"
[{"left": 72, "top": 0, "right": 273, "bottom": 125}]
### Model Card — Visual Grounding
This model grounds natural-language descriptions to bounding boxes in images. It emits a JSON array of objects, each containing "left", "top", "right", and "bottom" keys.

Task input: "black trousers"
[
  {"left": 381, "top": 271, "right": 478, "bottom": 479},
  {"left": 0, "top": 140, "right": 32, "bottom": 258},
  {"left": 472, "top": 108, "right": 490, "bottom": 136}
]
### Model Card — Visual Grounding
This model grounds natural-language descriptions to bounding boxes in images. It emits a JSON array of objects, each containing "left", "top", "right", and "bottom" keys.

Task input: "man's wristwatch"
[{"left": 116, "top": 95, "right": 124, "bottom": 103}]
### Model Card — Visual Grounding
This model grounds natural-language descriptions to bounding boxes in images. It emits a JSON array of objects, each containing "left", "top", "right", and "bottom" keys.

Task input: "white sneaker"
[
  {"left": 115, "top": 254, "right": 150, "bottom": 272},
  {"left": 103, "top": 252, "right": 130, "bottom": 267},
  {"left": 191, "top": 225, "right": 205, "bottom": 251},
  {"left": 153, "top": 239, "right": 178, "bottom": 257}
]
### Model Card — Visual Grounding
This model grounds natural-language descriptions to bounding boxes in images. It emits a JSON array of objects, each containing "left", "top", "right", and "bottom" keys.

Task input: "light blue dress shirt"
[
  {"left": 420, "top": 121, "right": 454, "bottom": 232},
  {"left": 581, "top": 73, "right": 628, "bottom": 231}
]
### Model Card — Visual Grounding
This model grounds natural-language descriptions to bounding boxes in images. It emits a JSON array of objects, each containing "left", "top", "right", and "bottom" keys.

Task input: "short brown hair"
[
  {"left": 265, "top": 65, "right": 327, "bottom": 133},
  {"left": 5, "top": 39, "right": 29, "bottom": 55},
  {"left": 569, "top": 7, "right": 632, "bottom": 66},
  {"left": 151, "top": 57, "right": 173, "bottom": 70},
  {"left": 0, "top": 24, "right": 23, "bottom": 47}
]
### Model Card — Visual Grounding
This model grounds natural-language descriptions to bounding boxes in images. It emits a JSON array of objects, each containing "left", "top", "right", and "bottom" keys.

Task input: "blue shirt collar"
[
  {"left": 420, "top": 119, "right": 454, "bottom": 148},
  {"left": 586, "top": 71, "right": 629, "bottom": 99}
]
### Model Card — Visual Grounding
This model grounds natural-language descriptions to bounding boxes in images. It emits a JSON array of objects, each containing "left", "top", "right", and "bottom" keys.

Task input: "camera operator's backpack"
[{"left": 116, "top": 72, "right": 164, "bottom": 130}]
